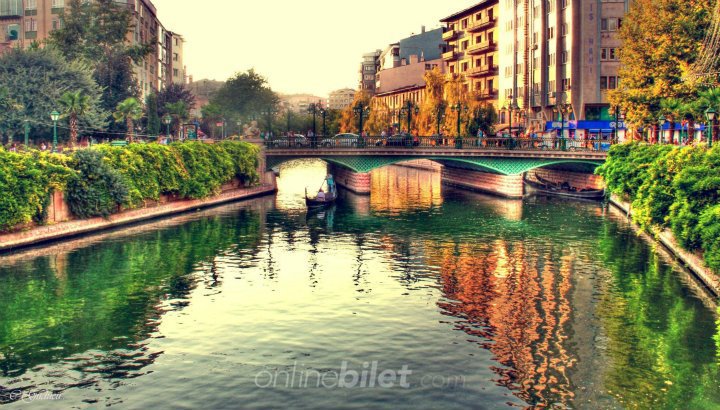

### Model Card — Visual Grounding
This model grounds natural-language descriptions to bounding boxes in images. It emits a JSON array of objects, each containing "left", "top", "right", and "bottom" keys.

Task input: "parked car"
[
  {"left": 320, "top": 133, "right": 360, "bottom": 147},
  {"left": 269, "top": 134, "right": 309, "bottom": 148},
  {"left": 376, "top": 133, "right": 418, "bottom": 147}
]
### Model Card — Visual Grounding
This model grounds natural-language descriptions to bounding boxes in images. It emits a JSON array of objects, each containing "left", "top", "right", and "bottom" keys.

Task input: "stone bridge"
[{"left": 262, "top": 140, "right": 609, "bottom": 198}]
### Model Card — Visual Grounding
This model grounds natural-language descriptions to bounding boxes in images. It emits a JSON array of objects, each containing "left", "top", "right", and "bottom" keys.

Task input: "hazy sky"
[{"left": 151, "top": 0, "right": 472, "bottom": 96}]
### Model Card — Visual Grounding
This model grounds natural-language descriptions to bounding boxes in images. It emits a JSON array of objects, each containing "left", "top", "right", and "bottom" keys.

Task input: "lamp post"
[
  {"left": 319, "top": 108, "right": 327, "bottom": 138},
  {"left": 353, "top": 102, "right": 370, "bottom": 147},
  {"left": 658, "top": 114, "right": 667, "bottom": 144},
  {"left": 705, "top": 107, "right": 716, "bottom": 147},
  {"left": 613, "top": 106, "right": 625, "bottom": 143},
  {"left": 163, "top": 114, "right": 172, "bottom": 141},
  {"left": 308, "top": 103, "right": 318, "bottom": 148},
  {"left": 399, "top": 100, "right": 419, "bottom": 135},
  {"left": 50, "top": 110, "right": 60, "bottom": 153},
  {"left": 451, "top": 103, "right": 467, "bottom": 149},
  {"left": 553, "top": 93, "right": 572, "bottom": 150},
  {"left": 261, "top": 108, "right": 275, "bottom": 137},
  {"left": 435, "top": 102, "right": 446, "bottom": 137}
]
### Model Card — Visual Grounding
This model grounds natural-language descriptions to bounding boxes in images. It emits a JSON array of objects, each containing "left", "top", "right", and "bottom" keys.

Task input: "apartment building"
[
  {"left": 359, "top": 50, "right": 381, "bottom": 94},
  {"left": 170, "top": 31, "right": 186, "bottom": 85},
  {"left": 375, "top": 56, "right": 445, "bottom": 126},
  {"left": 328, "top": 88, "right": 355, "bottom": 110},
  {"left": 0, "top": 0, "right": 185, "bottom": 100},
  {"left": 442, "top": 0, "right": 627, "bottom": 136},
  {"left": 440, "top": 0, "right": 499, "bottom": 105},
  {"left": 496, "top": 0, "right": 626, "bottom": 134}
]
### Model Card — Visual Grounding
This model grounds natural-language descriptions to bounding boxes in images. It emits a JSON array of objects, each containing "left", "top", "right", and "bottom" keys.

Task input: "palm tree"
[
  {"left": 113, "top": 97, "right": 143, "bottom": 143},
  {"left": 58, "top": 91, "right": 91, "bottom": 149},
  {"left": 660, "top": 97, "right": 683, "bottom": 144},
  {"left": 698, "top": 88, "right": 720, "bottom": 144},
  {"left": 165, "top": 101, "right": 188, "bottom": 139}
]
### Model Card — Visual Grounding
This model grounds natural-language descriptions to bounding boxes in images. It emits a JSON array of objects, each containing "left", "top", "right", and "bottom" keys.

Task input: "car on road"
[
  {"left": 268, "top": 134, "right": 309, "bottom": 148},
  {"left": 319, "top": 133, "right": 360, "bottom": 147},
  {"left": 375, "top": 133, "right": 419, "bottom": 147}
]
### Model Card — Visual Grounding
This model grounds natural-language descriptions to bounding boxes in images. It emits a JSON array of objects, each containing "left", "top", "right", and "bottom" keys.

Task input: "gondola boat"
[
  {"left": 305, "top": 174, "right": 338, "bottom": 208},
  {"left": 524, "top": 175, "right": 605, "bottom": 200}
]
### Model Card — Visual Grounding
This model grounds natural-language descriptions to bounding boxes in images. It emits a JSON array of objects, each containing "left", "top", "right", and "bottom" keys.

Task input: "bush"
[
  {"left": 65, "top": 150, "right": 129, "bottom": 218},
  {"left": 699, "top": 205, "right": 720, "bottom": 272},
  {"left": 0, "top": 149, "right": 74, "bottom": 231},
  {"left": 1, "top": 141, "right": 261, "bottom": 228}
]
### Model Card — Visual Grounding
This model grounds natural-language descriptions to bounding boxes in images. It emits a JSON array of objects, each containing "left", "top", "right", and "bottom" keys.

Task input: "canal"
[{"left": 1, "top": 160, "right": 719, "bottom": 409}]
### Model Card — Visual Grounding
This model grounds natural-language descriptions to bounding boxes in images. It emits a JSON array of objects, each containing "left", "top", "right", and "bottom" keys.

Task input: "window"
[
  {"left": 601, "top": 18, "right": 619, "bottom": 32},
  {"left": 600, "top": 76, "right": 619, "bottom": 90},
  {"left": 173, "top": 68, "right": 179, "bottom": 77},
  {"left": 461, "top": 62, "right": 468, "bottom": 72},
  {"left": 561, "top": 23, "right": 567, "bottom": 36},
  {"left": 24, "top": 18, "right": 37, "bottom": 32},
  {"left": 548, "top": 26, "right": 554, "bottom": 39},
  {"left": 51, "top": 0, "right": 64, "bottom": 7},
  {"left": 562, "top": 78, "right": 571, "bottom": 91},
  {"left": 0, "top": 0, "right": 22, "bottom": 16},
  {"left": 173, "top": 53, "right": 178, "bottom": 62},
  {"left": 52, "top": 19, "right": 59, "bottom": 30},
  {"left": 462, "top": 18, "right": 468, "bottom": 29},
  {"left": 25, "top": 0, "right": 36, "bottom": 10},
  {"left": 560, "top": 51, "right": 568, "bottom": 64},
  {"left": 462, "top": 40, "right": 469, "bottom": 51}
]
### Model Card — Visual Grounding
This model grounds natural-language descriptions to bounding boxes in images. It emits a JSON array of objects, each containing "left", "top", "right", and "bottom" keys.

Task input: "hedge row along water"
[
  {"left": 0, "top": 141, "right": 260, "bottom": 231},
  {"left": 596, "top": 142, "right": 720, "bottom": 273}
]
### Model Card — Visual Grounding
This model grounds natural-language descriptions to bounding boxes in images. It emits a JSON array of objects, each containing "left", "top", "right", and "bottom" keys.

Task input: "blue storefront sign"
[{"left": 545, "top": 120, "right": 627, "bottom": 131}]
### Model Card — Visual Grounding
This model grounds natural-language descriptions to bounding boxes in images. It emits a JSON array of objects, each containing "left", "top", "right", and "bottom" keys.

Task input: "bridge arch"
[{"left": 267, "top": 155, "right": 604, "bottom": 176}]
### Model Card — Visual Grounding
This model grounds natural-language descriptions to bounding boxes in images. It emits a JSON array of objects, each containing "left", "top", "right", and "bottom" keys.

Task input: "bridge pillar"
[
  {"left": 527, "top": 168, "right": 604, "bottom": 190},
  {"left": 329, "top": 164, "right": 371, "bottom": 195},
  {"left": 441, "top": 165, "right": 524, "bottom": 199}
]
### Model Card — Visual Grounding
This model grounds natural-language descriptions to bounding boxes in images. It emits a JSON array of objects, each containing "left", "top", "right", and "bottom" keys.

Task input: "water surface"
[{"left": 1, "top": 160, "right": 719, "bottom": 409}]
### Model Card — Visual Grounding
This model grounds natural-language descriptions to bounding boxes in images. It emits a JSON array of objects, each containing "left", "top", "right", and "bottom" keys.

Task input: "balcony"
[
  {"left": 467, "top": 65, "right": 498, "bottom": 77},
  {"left": 442, "top": 50, "right": 457, "bottom": 61},
  {"left": 476, "top": 89, "right": 498, "bottom": 100},
  {"left": 442, "top": 29, "right": 457, "bottom": 41},
  {"left": 467, "top": 41, "right": 497, "bottom": 55},
  {"left": 467, "top": 16, "right": 496, "bottom": 32}
]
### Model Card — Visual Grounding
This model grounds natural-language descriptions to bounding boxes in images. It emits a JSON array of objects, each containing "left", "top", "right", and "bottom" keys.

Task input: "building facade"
[
  {"left": 359, "top": 50, "right": 381, "bottom": 93},
  {"left": 170, "top": 31, "right": 186, "bottom": 85},
  {"left": 375, "top": 56, "right": 445, "bottom": 127},
  {"left": 0, "top": 0, "right": 185, "bottom": 100},
  {"left": 441, "top": 0, "right": 628, "bottom": 136},
  {"left": 328, "top": 88, "right": 355, "bottom": 110},
  {"left": 440, "top": 0, "right": 499, "bottom": 106}
]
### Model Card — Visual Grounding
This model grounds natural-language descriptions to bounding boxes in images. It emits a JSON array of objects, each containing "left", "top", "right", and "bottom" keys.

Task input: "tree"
[
  {"left": 211, "top": 69, "right": 279, "bottom": 121},
  {"left": 201, "top": 103, "right": 224, "bottom": 138},
  {"left": 165, "top": 101, "right": 189, "bottom": 139},
  {"left": 48, "top": 0, "right": 150, "bottom": 117},
  {"left": 58, "top": 91, "right": 91, "bottom": 148},
  {"left": 145, "top": 93, "right": 161, "bottom": 136},
  {"left": 113, "top": 98, "right": 143, "bottom": 142},
  {"left": 339, "top": 91, "right": 371, "bottom": 133},
  {"left": 365, "top": 98, "right": 391, "bottom": 134},
  {"left": 609, "top": 0, "right": 714, "bottom": 128},
  {"left": 157, "top": 83, "right": 196, "bottom": 118},
  {"left": 416, "top": 68, "right": 447, "bottom": 135},
  {"left": 0, "top": 47, "right": 107, "bottom": 144}
]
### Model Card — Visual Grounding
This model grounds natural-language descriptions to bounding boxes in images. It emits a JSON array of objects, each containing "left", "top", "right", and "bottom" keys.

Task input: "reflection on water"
[{"left": 1, "top": 160, "right": 719, "bottom": 409}]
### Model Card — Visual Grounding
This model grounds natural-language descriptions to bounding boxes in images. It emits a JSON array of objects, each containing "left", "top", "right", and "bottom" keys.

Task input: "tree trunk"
[
  {"left": 126, "top": 117, "right": 134, "bottom": 143},
  {"left": 69, "top": 114, "right": 78, "bottom": 149}
]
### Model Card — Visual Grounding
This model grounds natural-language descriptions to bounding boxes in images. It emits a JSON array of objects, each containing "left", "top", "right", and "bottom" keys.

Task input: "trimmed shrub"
[{"left": 65, "top": 150, "right": 129, "bottom": 218}]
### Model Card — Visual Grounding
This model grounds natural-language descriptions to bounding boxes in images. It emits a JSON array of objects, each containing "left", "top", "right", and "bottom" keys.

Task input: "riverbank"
[
  {"left": 0, "top": 173, "right": 277, "bottom": 253},
  {"left": 609, "top": 195, "right": 720, "bottom": 297}
]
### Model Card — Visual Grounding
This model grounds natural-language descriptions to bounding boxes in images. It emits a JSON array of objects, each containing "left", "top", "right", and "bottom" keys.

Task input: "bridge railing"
[{"left": 264, "top": 135, "right": 614, "bottom": 152}]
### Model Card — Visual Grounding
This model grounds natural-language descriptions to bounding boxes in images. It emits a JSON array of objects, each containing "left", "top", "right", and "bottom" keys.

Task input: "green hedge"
[
  {"left": 0, "top": 149, "right": 75, "bottom": 231},
  {"left": 597, "top": 142, "right": 720, "bottom": 272},
  {"left": 0, "top": 141, "right": 260, "bottom": 230}
]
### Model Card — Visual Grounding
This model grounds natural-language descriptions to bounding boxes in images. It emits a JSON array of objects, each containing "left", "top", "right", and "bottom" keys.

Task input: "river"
[{"left": 0, "top": 160, "right": 718, "bottom": 409}]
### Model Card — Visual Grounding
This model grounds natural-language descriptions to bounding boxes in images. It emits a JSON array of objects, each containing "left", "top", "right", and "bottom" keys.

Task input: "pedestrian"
[{"left": 40, "top": 142, "right": 47, "bottom": 151}]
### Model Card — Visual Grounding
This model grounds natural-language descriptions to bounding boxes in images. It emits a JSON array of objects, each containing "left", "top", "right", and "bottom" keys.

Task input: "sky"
[{"left": 150, "top": 0, "right": 474, "bottom": 97}]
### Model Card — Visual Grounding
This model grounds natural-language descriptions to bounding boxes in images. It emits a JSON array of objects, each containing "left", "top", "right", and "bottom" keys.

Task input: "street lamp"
[
  {"left": 308, "top": 103, "right": 319, "bottom": 148},
  {"left": 553, "top": 93, "right": 573, "bottom": 150},
  {"left": 399, "top": 100, "right": 419, "bottom": 135},
  {"left": 261, "top": 107, "right": 275, "bottom": 137},
  {"left": 613, "top": 106, "right": 624, "bottom": 143},
  {"left": 451, "top": 103, "right": 467, "bottom": 148},
  {"left": 319, "top": 108, "right": 328, "bottom": 138},
  {"left": 353, "top": 102, "right": 370, "bottom": 147},
  {"left": 705, "top": 107, "right": 716, "bottom": 147},
  {"left": 435, "top": 102, "right": 446, "bottom": 137},
  {"left": 163, "top": 114, "right": 172, "bottom": 140},
  {"left": 658, "top": 114, "right": 667, "bottom": 144},
  {"left": 50, "top": 110, "right": 60, "bottom": 153}
]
